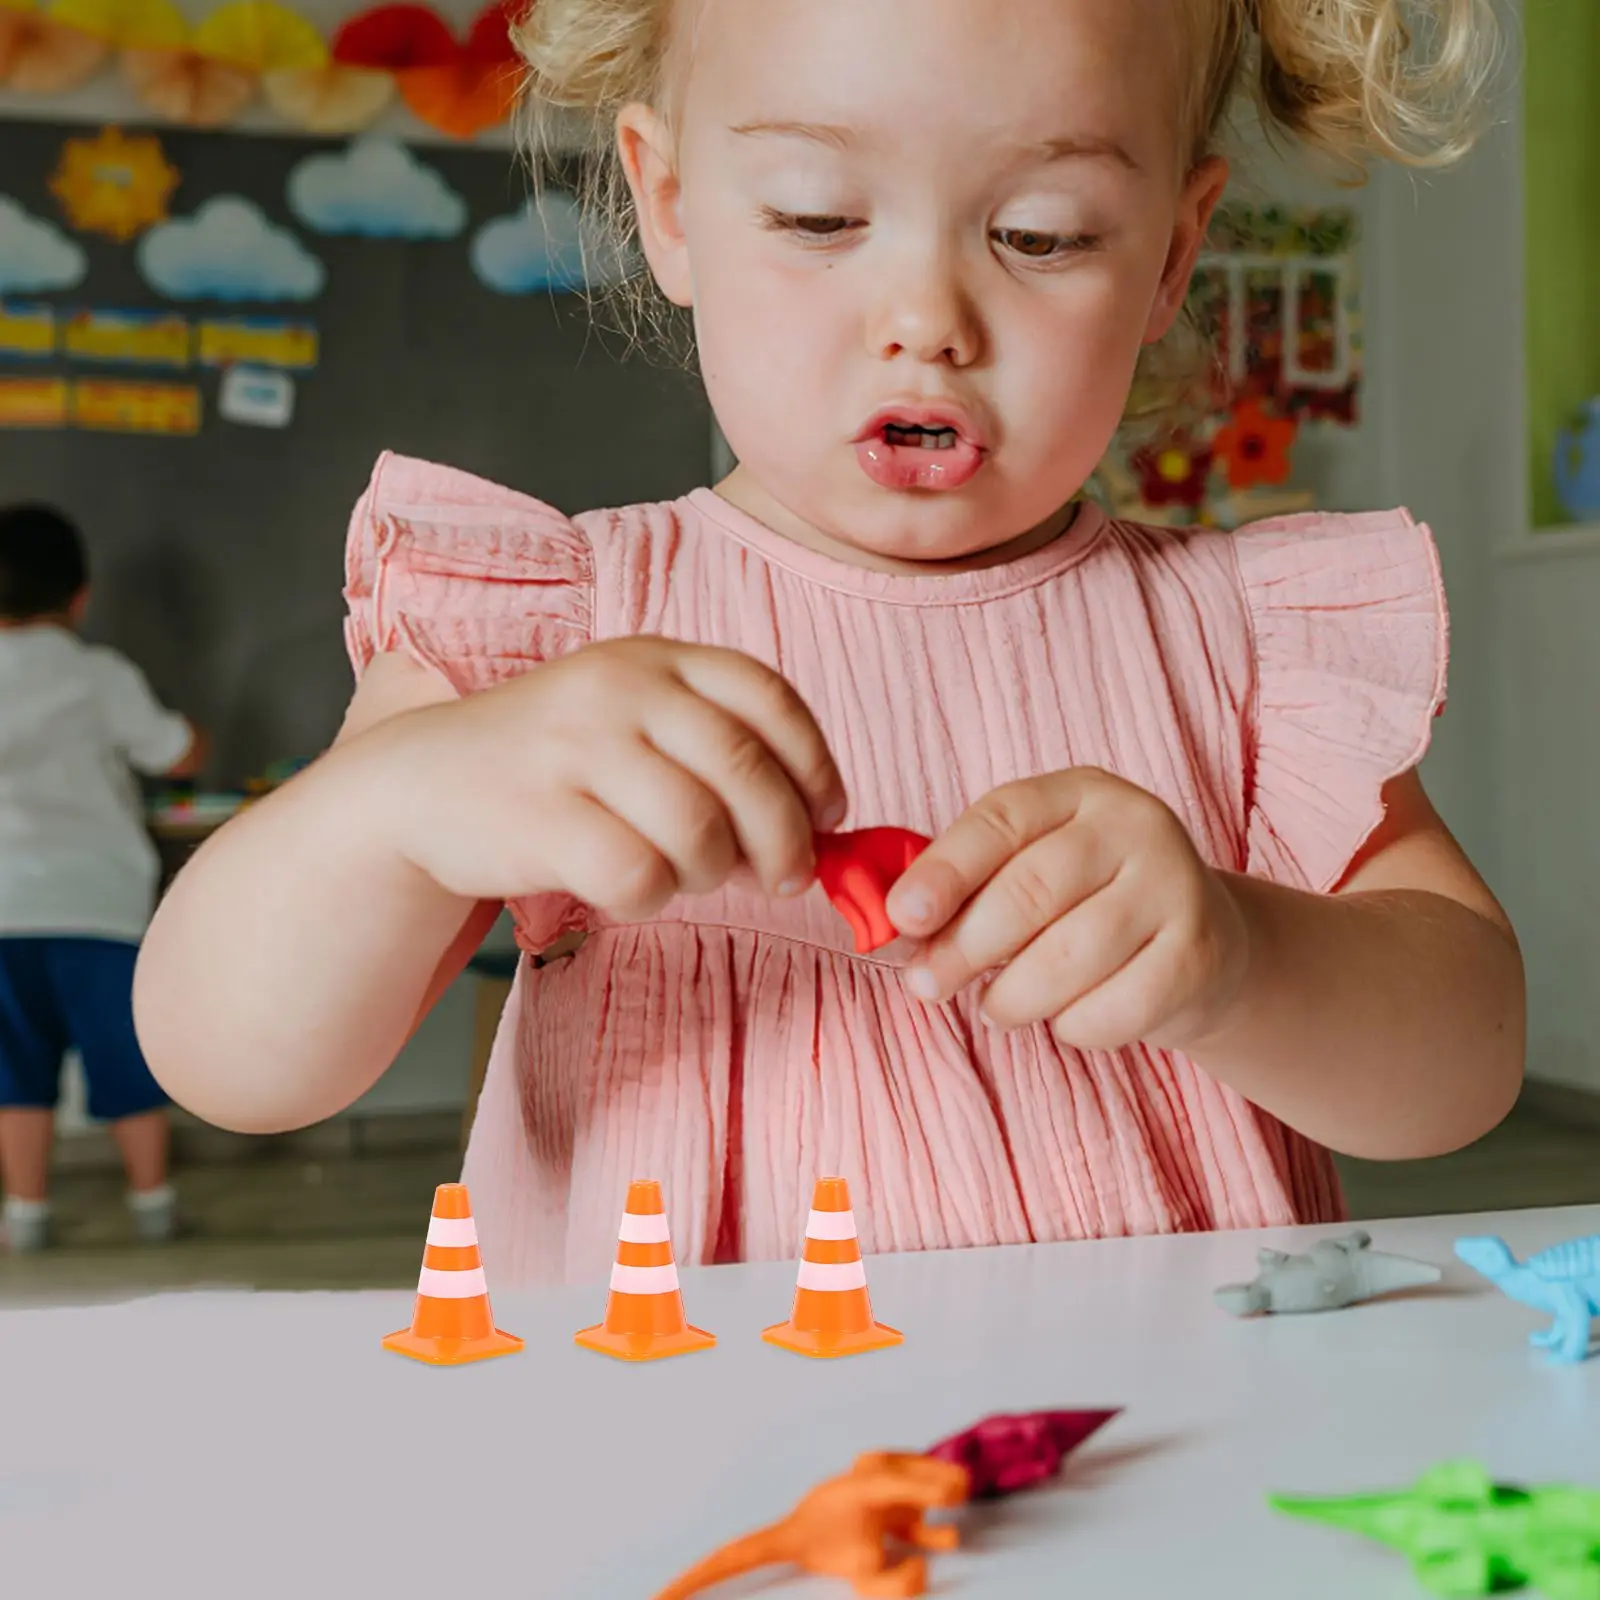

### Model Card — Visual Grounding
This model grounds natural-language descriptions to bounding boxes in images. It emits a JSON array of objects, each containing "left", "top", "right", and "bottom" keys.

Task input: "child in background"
[
  {"left": 0, "top": 504, "right": 201, "bottom": 1252},
  {"left": 135, "top": 0, "right": 1525, "bottom": 1288}
]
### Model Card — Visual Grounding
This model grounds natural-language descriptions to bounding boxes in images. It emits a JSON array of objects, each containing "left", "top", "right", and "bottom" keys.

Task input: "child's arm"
[
  {"left": 1183, "top": 770, "right": 1523, "bottom": 1160},
  {"left": 135, "top": 638, "right": 845, "bottom": 1135},
  {"left": 888, "top": 768, "right": 1523, "bottom": 1163},
  {"left": 134, "top": 650, "right": 496, "bottom": 1133}
]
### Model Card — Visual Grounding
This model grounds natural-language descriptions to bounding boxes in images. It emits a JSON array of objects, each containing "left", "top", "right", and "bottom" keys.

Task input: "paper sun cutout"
[{"left": 49, "top": 125, "right": 180, "bottom": 242}]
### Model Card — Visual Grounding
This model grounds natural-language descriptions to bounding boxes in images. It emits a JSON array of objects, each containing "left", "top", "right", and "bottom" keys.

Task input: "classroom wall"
[{"left": 1523, "top": 0, "right": 1600, "bottom": 530}]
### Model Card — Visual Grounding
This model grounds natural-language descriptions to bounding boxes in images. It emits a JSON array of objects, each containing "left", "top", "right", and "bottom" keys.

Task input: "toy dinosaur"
[
  {"left": 1454, "top": 1233, "right": 1600, "bottom": 1364},
  {"left": 1214, "top": 1230, "right": 1442, "bottom": 1316},
  {"left": 814, "top": 828, "right": 932, "bottom": 954},
  {"left": 926, "top": 1408, "right": 1121, "bottom": 1499},
  {"left": 1270, "top": 1458, "right": 1600, "bottom": 1598},
  {"left": 650, "top": 1451, "right": 970, "bottom": 1599}
]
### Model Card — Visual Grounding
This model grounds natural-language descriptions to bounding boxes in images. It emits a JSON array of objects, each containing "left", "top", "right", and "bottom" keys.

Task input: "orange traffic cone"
[
  {"left": 575, "top": 1180, "right": 716, "bottom": 1362},
  {"left": 763, "top": 1177, "right": 902, "bottom": 1358},
  {"left": 383, "top": 1183, "right": 524, "bottom": 1366}
]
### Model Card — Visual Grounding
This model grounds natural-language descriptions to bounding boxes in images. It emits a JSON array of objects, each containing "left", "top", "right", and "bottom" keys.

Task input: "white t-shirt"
[{"left": 0, "top": 626, "right": 193, "bottom": 942}]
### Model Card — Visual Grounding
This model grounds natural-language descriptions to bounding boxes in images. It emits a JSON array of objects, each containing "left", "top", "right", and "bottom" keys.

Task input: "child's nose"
[{"left": 866, "top": 252, "right": 984, "bottom": 367}]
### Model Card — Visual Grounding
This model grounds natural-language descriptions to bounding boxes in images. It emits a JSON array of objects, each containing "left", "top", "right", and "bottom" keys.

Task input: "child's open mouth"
[{"left": 856, "top": 411, "right": 986, "bottom": 492}]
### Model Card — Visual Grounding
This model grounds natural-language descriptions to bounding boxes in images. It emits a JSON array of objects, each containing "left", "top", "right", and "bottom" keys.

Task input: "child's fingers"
[
  {"left": 533, "top": 792, "right": 681, "bottom": 921},
  {"left": 903, "top": 826, "right": 1118, "bottom": 1002},
  {"left": 585, "top": 738, "right": 742, "bottom": 896},
  {"left": 674, "top": 648, "right": 848, "bottom": 830},
  {"left": 888, "top": 773, "right": 1084, "bottom": 937},
  {"left": 644, "top": 683, "right": 823, "bottom": 896},
  {"left": 977, "top": 882, "right": 1153, "bottom": 1030},
  {"left": 1032, "top": 928, "right": 1190, "bottom": 1051}
]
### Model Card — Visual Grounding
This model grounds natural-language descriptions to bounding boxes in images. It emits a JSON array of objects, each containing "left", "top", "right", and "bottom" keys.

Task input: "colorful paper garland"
[{"left": 0, "top": 0, "right": 525, "bottom": 138}]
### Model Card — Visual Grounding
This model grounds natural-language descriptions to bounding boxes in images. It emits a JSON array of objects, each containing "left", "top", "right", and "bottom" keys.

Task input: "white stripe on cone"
[
  {"left": 805, "top": 1209, "right": 858, "bottom": 1241},
  {"left": 617, "top": 1212, "right": 672, "bottom": 1245},
  {"left": 417, "top": 1265, "right": 489, "bottom": 1299},
  {"left": 425, "top": 1216, "right": 479, "bottom": 1248},
  {"left": 610, "top": 1262, "right": 682, "bottom": 1295},
  {"left": 796, "top": 1258, "right": 868, "bottom": 1292}
]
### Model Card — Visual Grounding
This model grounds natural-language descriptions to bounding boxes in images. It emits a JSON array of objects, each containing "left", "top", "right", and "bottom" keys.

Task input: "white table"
[{"left": 3, "top": 1205, "right": 1597, "bottom": 1599}]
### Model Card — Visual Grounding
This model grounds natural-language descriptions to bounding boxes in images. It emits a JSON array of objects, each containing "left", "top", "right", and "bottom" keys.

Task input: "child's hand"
[
  {"left": 885, "top": 770, "right": 1249, "bottom": 1052},
  {"left": 371, "top": 638, "right": 847, "bottom": 919}
]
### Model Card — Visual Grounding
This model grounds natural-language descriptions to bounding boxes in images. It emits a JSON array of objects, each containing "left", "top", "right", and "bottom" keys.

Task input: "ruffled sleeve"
[
  {"left": 342, "top": 451, "right": 595, "bottom": 950},
  {"left": 1233, "top": 508, "right": 1448, "bottom": 894},
  {"left": 343, "top": 450, "right": 593, "bottom": 698}
]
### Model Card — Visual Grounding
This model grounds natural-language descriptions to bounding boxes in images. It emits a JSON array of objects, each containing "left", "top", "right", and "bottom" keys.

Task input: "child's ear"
[
  {"left": 68, "top": 587, "right": 90, "bottom": 624},
  {"left": 1143, "top": 155, "right": 1229, "bottom": 346},
  {"left": 615, "top": 102, "right": 693, "bottom": 308}
]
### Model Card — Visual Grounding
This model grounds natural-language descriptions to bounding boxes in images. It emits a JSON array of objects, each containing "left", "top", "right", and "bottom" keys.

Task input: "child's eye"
[
  {"left": 994, "top": 228, "right": 1098, "bottom": 261},
  {"left": 759, "top": 207, "right": 861, "bottom": 243}
]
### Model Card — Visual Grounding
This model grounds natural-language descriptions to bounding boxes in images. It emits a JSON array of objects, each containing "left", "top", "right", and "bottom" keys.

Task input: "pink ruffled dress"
[{"left": 343, "top": 452, "right": 1447, "bottom": 1289}]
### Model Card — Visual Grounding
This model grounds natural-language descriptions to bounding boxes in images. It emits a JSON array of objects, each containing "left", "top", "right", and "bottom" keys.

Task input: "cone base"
[
  {"left": 382, "top": 1326, "right": 525, "bottom": 1366},
  {"left": 574, "top": 1322, "right": 717, "bottom": 1362},
  {"left": 761, "top": 1319, "right": 903, "bottom": 1358}
]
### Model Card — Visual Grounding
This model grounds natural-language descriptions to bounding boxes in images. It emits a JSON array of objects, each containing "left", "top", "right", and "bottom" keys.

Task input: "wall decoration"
[
  {"left": 470, "top": 190, "right": 622, "bottom": 296},
  {"left": 71, "top": 375, "right": 200, "bottom": 432},
  {"left": 62, "top": 306, "right": 190, "bottom": 365},
  {"left": 0, "top": 301, "right": 56, "bottom": 358},
  {"left": 121, "top": 38, "right": 257, "bottom": 125},
  {"left": 0, "top": 0, "right": 526, "bottom": 138},
  {"left": 0, "top": 374, "right": 68, "bottom": 425},
  {"left": 1094, "top": 203, "right": 1359, "bottom": 530},
  {"left": 195, "top": 314, "right": 316, "bottom": 368},
  {"left": 137, "top": 195, "right": 324, "bottom": 301},
  {"left": 0, "top": 195, "right": 88, "bottom": 294},
  {"left": 50, "top": 126, "right": 180, "bottom": 240},
  {"left": 262, "top": 58, "right": 392, "bottom": 134},
  {"left": 0, "top": 0, "right": 109, "bottom": 93},
  {"left": 286, "top": 134, "right": 465, "bottom": 237},
  {"left": 217, "top": 362, "right": 292, "bottom": 425}
]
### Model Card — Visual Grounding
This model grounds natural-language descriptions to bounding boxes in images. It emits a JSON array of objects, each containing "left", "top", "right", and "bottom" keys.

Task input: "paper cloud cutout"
[
  {"left": 469, "top": 192, "right": 626, "bottom": 296},
  {"left": 286, "top": 136, "right": 467, "bottom": 239},
  {"left": 0, "top": 197, "right": 88, "bottom": 296},
  {"left": 137, "top": 196, "right": 325, "bottom": 302}
]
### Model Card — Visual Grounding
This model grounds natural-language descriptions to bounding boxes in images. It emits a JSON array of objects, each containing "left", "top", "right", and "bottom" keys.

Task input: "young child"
[
  {"left": 0, "top": 504, "right": 201, "bottom": 1252},
  {"left": 134, "top": 0, "right": 1524, "bottom": 1289}
]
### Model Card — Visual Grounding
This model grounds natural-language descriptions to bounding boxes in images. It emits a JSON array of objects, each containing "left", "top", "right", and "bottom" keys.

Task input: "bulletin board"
[{"left": 0, "top": 118, "right": 709, "bottom": 781}]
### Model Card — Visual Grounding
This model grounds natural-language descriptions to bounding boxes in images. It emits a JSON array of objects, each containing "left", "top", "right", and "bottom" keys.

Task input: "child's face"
[{"left": 623, "top": 0, "right": 1226, "bottom": 563}]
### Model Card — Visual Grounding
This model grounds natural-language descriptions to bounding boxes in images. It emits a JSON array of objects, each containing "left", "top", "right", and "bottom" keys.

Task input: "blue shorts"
[{"left": 0, "top": 937, "right": 167, "bottom": 1122}]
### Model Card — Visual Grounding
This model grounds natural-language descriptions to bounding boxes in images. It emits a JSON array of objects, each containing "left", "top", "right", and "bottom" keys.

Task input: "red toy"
[
  {"left": 925, "top": 1409, "right": 1121, "bottom": 1499},
  {"left": 813, "top": 828, "right": 932, "bottom": 954}
]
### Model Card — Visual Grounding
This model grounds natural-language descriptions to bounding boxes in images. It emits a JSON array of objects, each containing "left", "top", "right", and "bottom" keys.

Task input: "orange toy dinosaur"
[{"left": 651, "top": 1451, "right": 971, "bottom": 1599}]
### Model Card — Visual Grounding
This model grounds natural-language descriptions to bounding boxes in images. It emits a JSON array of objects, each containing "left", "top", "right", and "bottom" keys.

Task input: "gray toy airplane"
[{"left": 1214, "top": 1230, "right": 1443, "bottom": 1317}]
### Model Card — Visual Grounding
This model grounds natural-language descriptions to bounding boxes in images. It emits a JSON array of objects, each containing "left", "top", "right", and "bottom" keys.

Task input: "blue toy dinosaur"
[{"left": 1454, "top": 1234, "right": 1600, "bottom": 1364}]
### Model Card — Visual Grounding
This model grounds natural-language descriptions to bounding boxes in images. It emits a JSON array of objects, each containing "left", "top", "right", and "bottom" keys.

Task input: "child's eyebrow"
[{"left": 727, "top": 120, "right": 1139, "bottom": 171}]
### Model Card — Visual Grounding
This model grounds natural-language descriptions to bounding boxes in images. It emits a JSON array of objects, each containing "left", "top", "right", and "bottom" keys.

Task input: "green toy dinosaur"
[{"left": 1270, "top": 1460, "right": 1600, "bottom": 1599}]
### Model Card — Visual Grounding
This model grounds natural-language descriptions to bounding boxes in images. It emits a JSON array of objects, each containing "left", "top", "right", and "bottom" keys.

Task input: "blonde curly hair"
[{"left": 513, "top": 0, "right": 1501, "bottom": 416}]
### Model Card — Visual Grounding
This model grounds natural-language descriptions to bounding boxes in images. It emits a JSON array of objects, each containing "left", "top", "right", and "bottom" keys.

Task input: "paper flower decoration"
[
  {"left": 192, "top": 0, "right": 325, "bottom": 70},
  {"left": 48, "top": 0, "right": 187, "bottom": 47},
  {"left": 49, "top": 126, "right": 180, "bottom": 240},
  {"left": 333, "top": 0, "right": 520, "bottom": 137},
  {"left": 1211, "top": 399, "right": 1297, "bottom": 491},
  {"left": 1131, "top": 436, "right": 1213, "bottom": 508},
  {"left": 121, "top": 42, "right": 257, "bottom": 124},
  {"left": 0, "top": 0, "right": 109, "bottom": 93},
  {"left": 263, "top": 60, "right": 394, "bottom": 131}
]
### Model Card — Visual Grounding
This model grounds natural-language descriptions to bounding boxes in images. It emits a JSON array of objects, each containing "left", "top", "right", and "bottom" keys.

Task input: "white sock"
[
  {"left": 3, "top": 1195, "right": 50, "bottom": 1221},
  {"left": 126, "top": 1184, "right": 175, "bottom": 1212}
]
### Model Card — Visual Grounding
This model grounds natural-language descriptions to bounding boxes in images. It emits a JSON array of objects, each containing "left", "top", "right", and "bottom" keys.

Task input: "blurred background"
[{"left": 1, "top": 0, "right": 1597, "bottom": 1302}]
